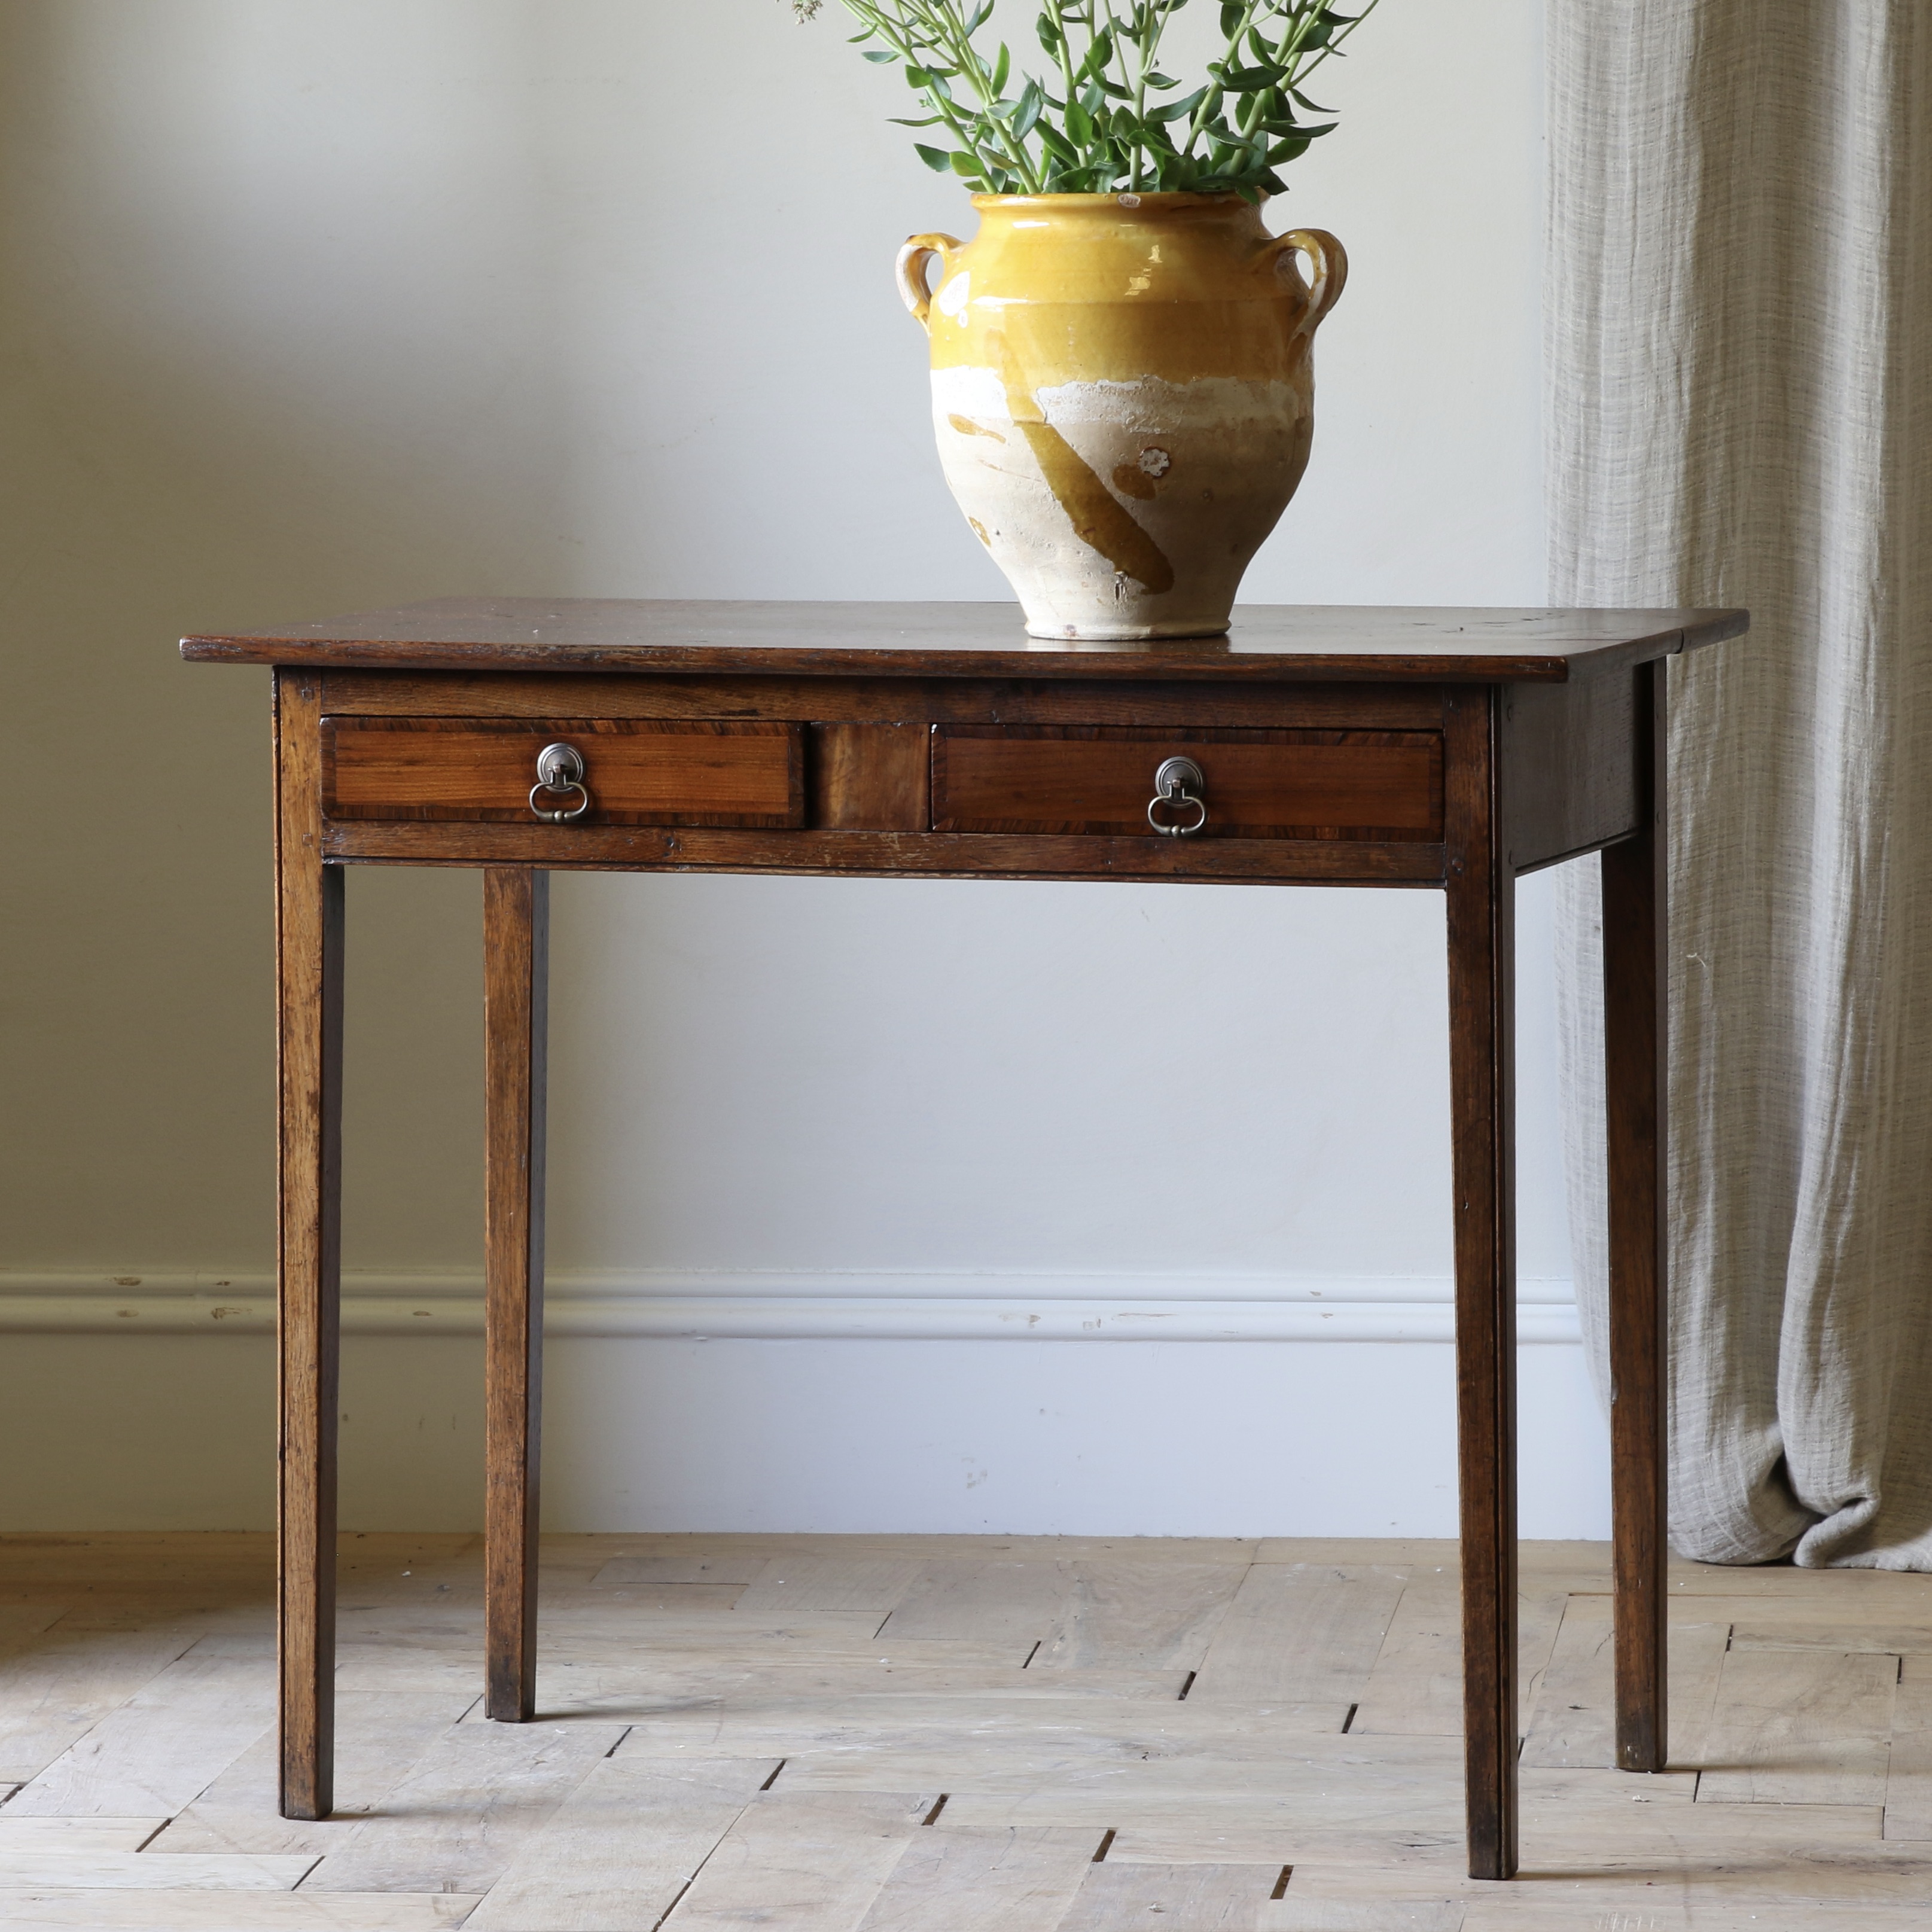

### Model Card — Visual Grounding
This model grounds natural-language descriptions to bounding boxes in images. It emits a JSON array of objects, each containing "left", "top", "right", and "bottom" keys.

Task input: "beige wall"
[{"left": 0, "top": 1, "right": 1601, "bottom": 1535}]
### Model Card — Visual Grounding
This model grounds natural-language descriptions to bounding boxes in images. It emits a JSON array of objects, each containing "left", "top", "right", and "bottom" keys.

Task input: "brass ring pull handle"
[
  {"left": 1265, "top": 227, "right": 1348, "bottom": 342},
  {"left": 1147, "top": 756, "right": 1208, "bottom": 838},
  {"left": 529, "top": 742, "right": 592, "bottom": 824},
  {"left": 895, "top": 232, "right": 964, "bottom": 333}
]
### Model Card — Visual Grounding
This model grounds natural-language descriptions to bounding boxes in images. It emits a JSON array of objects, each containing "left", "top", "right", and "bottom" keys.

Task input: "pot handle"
[
  {"left": 896, "top": 233, "right": 964, "bottom": 332},
  {"left": 1267, "top": 228, "right": 1348, "bottom": 340}
]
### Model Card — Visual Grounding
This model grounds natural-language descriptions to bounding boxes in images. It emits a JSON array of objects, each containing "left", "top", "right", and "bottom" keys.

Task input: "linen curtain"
[{"left": 1547, "top": 3, "right": 1932, "bottom": 1566}]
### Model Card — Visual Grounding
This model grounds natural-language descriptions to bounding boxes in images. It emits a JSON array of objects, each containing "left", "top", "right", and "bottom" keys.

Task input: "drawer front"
[
  {"left": 324, "top": 718, "right": 805, "bottom": 826},
  {"left": 931, "top": 726, "right": 1443, "bottom": 840}
]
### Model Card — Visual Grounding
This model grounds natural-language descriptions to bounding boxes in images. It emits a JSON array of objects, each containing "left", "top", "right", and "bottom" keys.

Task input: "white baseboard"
[{"left": 0, "top": 1271, "right": 1580, "bottom": 1343}]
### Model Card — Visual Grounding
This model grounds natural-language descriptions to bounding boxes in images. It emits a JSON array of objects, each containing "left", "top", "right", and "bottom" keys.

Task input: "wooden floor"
[{"left": 1, "top": 1537, "right": 1930, "bottom": 1928}]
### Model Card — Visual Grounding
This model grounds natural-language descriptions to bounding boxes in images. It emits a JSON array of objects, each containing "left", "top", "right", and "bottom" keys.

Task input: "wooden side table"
[{"left": 184, "top": 599, "right": 1746, "bottom": 1880}]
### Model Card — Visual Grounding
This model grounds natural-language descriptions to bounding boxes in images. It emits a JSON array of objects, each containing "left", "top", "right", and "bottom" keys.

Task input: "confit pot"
[{"left": 896, "top": 191, "right": 1345, "bottom": 641}]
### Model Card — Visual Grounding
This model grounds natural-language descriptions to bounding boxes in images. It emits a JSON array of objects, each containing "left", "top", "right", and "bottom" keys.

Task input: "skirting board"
[{"left": 0, "top": 1272, "right": 1581, "bottom": 1343}]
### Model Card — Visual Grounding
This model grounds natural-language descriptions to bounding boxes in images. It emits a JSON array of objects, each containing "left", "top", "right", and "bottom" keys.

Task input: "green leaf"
[
  {"left": 1065, "top": 96, "right": 1096, "bottom": 143},
  {"left": 915, "top": 142, "right": 953, "bottom": 170},
  {"left": 1147, "top": 84, "right": 1206, "bottom": 121},
  {"left": 1218, "top": 2, "right": 1244, "bottom": 35},
  {"left": 949, "top": 148, "right": 984, "bottom": 176},
  {"left": 989, "top": 41, "right": 1011, "bottom": 95},
  {"left": 862, "top": 47, "right": 898, "bottom": 62},
  {"left": 1287, "top": 84, "right": 1336, "bottom": 112},
  {"left": 1265, "top": 135, "right": 1310, "bottom": 161},
  {"left": 889, "top": 114, "right": 943, "bottom": 125},
  {"left": 1010, "top": 77, "right": 1045, "bottom": 140},
  {"left": 1037, "top": 121, "right": 1079, "bottom": 162},
  {"left": 1218, "top": 62, "right": 1289, "bottom": 89},
  {"left": 1037, "top": 11, "right": 1063, "bottom": 53}
]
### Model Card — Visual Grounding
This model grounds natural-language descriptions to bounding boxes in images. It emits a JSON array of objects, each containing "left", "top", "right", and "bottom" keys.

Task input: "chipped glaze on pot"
[{"left": 896, "top": 193, "right": 1345, "bottom": 641}]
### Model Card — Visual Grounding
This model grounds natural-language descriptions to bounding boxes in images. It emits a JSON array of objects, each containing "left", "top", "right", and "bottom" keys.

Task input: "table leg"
[
  {"left": 275, "top": 671, "right": 343, "bottom": 1821},
  {"left": 1602, "top": 661, "right": 1669, "bottom": 1771},
  {"left": 484, "top": 867, "right": 550, "bottom": 1721},
  {"left": 1446, "top": 688, "right": 1518, "bottom": 1881}
]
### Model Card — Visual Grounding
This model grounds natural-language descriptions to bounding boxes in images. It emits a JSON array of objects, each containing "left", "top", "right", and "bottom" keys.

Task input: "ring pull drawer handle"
[
  {"left": 1147, "top": 755, "right": 1208, "bottom": 837},
  {"left": 529, "top": 742, "right": 592, "bottom": 823}
]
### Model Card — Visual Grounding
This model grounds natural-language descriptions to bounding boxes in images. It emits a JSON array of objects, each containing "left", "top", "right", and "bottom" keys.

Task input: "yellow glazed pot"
[{"left": 897, "top": 192, "right": 1345, "bottom": 641}]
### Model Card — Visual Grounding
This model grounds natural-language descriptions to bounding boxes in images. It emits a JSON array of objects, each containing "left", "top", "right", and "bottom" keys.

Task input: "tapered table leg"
[
  {"left": 1445, "top": 688, "right": 1519, "bottom": 1881},
  {"left": 484, "top": 868, "right": 550, "bottom": 1722},
  {"left": 275, "top": 670, "right": 343, "bottom": 1821},
  {"left": 1603, "top": 661, "right": 1669, "bottom": 1771}
]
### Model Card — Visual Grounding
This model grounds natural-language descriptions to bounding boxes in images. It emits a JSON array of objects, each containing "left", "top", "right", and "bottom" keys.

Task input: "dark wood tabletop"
[{"left": 181, "top": 597, "right": 1747, "bottom": 683}]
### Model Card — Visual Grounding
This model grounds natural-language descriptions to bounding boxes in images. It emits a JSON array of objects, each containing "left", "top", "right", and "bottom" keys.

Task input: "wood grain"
[
  {"left": 1697, "top": 1648, "right": 1896, "bottom": 1806},
  {"left": 854, "top": 1825, "right": 1099, "bottom": 1930},
  {"left": 1186, "top": 1570, "right": 1404, "bottom": 1706},
  {"left": 324, "top": 718, "right": 803, "bottom": 826},
  {"left": 181, "top": 595, "right": 1749, "bottom": 682},
  {"left": 5, "top": 1652, "right": 275, "bottom": 1816},
  {"left": 812, "top": 724, "right": 931, "bottom": 830},
  {"left": 317, "top": 671, "right": 1452, "bottom": 732},
  {"left": 464, "top": 1756, "right": 779, "bottom": 1930},
  {"left": 1442, "top": 686, "right": 1517, "bottom": 1880},
  {"left": 0, "top": 1629, "right": 204, "bottom": 1784},
  {"left": 734, "top": 1555, "right": 927, "bottom": 1616},
  {"left": 657, "top": 1790, "right": 938, "bottom": 1930},
  {"left": 324, "top": 819, "right": 1448, "bottom": 885},
  {"left": 1601, "top": 660, "right": 1669, "bottom": 1774},
  {"left": 1884, "top": 1654, "right": 1932, "bottom": 1840},
  {"left": 1349, "top": 1590, "right": 1567, "bottom": 1741},
  {"left": 0, "top": 1848, "right": 318, "bottom": 1890},
  {"left": 614, "top": 1695, "right": 1348, "bottom": 1774},
  {"left": 1059, "top": 1860, "right": 1288, "bottom": 1928},
  {"left": 0, "top": 1896, "right": 482, "bottom": 1928},
  {"left": 7, "top": 1534, "right": 1931, "bottom": 1922},
  {"left": 589, "top": 1552, "right": 767, "bottom": 1587},
  {"left": 880, "top": 1560, "right": 1074, "bottom": 1644},
  {"left": 1034, "top": 1561, "right": 1249, "bottom": 1672},
  {"left": 1517, "top": 1597, "right": 1729, "bottom": 1771},
  {"left": 273, "top": 668, "right": 343, "bottom": 1823},
  {"left": 300, "top": 1720, "right": 623, "bottom": 1894},
  {"left": 157, "top": 1690, "right": 477, "bottom": 1858},
  {"left": 0, "top": 1820, "right": 167, "bottom": 1852},
  {"left": 483, "top": 869, "right": 548, "bottom": 1724},
  {"left": 1498, "top": 675, "right": 1640, "bottom": 874},
  {"left": 932, "top": 727, "right": 1442, "bottom": 840},
  {"left": 1263, "top": 1896, "right": 1462, "bottom": 1932}
]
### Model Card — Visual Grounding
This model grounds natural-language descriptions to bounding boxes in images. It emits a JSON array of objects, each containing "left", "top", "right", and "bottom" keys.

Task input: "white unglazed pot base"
[{"left": 931, "top": 368, "right": 1309, "bottom": 641}]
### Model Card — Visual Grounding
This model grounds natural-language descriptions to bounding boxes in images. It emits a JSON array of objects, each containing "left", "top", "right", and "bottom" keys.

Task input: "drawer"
[
  {"left": 323, "top": 718, "right": 805, "bottom": 826},
  {"left": 931, "top": 726, "right": 1443, "bottom": 840}
]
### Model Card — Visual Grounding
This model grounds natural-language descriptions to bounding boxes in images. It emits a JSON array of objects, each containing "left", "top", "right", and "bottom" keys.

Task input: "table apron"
[{"left": 321, "top": 821, "right": 1449, "bottom": 885}]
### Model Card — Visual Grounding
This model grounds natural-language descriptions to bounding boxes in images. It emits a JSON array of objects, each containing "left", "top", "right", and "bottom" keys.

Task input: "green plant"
[{"left": 785, "top": 0, "right": 1381, "bottom": 199}]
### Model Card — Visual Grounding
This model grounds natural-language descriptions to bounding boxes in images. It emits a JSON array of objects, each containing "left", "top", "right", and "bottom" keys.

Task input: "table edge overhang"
[{"left": 180, "top": 604, "right": 1747, "bottom": 686}]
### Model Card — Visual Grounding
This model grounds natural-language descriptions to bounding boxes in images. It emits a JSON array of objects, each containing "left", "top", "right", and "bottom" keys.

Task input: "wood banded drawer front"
[
  {"left": 323, "top": 718, "right": 805, "bottom": 826},
  {"left": 931, "top": 726, "right": 1443, "bottom": 840}
]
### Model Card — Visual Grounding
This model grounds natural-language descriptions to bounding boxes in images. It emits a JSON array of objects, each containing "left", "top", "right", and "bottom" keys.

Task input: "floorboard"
[{"left": 0, "top": 1534, "right": 1925, "bottom": 1925}]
